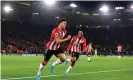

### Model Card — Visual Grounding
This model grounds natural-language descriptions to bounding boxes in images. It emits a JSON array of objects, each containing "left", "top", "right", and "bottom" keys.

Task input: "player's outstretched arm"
[
  {"left": 92, "top": 47, "right": 94, "bottom": 52},
  {"left": 52, "top": 29, "right": 71, "bottom": 44},
  {"left": 55, "top": 35, "right": 71, "bottom": 44},
  {"left": 67, "top": 37, "right": 75, "bottom": 53}
]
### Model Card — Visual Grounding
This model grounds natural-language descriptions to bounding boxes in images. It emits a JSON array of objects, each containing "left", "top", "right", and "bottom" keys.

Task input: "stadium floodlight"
[
  {"left": 131, "top": 5, "right": 133, "bottom": 9},
  {"left": 115, "top": 7, "right": 124, "bottom": 10},
  {"left": 70, "top": 3, "right": 77, "bottom": 8},
  {"left": 115, "top": 7, "right": 118, "bottom": 10},
  {"left": 44, "top": 0, "right": 56, "bottom": 6},
  {"left": 4, "top": 5, "right": 13, "bottom": 13},
  {"left": 56, "top": 16, "right": 59, "bottom": 18},
  {"left": 33, "top": 13, "right": 39, "bottom": 15},
  {"left": 100, "top": 5, "right": 109, "bottom": 13},
  {"left": 120, "top": 7, "right": 124, "bottom": 9}
]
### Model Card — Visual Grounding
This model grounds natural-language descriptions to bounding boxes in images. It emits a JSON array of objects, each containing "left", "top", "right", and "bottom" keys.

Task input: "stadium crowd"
[{"left": 1, "top": 20, "right": 133, "bottom": 55}]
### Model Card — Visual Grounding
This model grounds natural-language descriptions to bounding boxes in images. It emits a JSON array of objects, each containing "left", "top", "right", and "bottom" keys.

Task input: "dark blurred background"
[{"left": 1, "top": 1, "right": 133, "bottom": 55}]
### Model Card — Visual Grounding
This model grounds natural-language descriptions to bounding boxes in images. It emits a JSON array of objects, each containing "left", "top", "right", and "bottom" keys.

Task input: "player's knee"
[
  {"left": 42, "top": 61, "right": 46, "bottom": 65},
  {"left": 42, "top": 60, "right": 48, "bottom": 66},
  {"left": 44, "top": 57, "right": 50, "bottom": 62},
  {"left": 71, "top": 57, "right": 76, "bottom": 62},
  {"left": 71, "top": 64, "right": 74, "bottom": 67},
  {"left": 58, "top": 53, "right": 66, "bottom": 62},
  {"left": 70, "top": 61, "right": 76, "bottom": 67},
  {"left": 60, "top": 58, "right": 66, "bottom": 62}
]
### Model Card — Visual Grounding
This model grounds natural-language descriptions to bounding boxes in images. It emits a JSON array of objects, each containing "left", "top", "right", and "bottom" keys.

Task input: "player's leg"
[
  {"left": 66, "top": 59, "right": 70, "bottom": 61},
  {"left": 51, "top": 48, "right": 66, "bottom": 72},
  {"left": 64, "top": 54, "right": 71, "bottom": 65},
  {"left": 65, "top": 52, "right": 79, "bottom": 75},
  {"left": 86, "top": 52, "right": 90, "bottom": 61},
  {"left": 87, "top": 52, "right": 91, "bottom": 62},
  {"left": 64, "top": 58, "right": 70, "bottom": 65},
  {"left": 65, "top": 57, "right": 76, "bottom": 74},
  {"left": 51, "top": 53, "right": 66, "bottom": 72},
  {"left": 118, "top": 52, "right": 121, "bottom": 59},
  {"left": 37, "top": 49, "right": 53, "bottom": 79}
]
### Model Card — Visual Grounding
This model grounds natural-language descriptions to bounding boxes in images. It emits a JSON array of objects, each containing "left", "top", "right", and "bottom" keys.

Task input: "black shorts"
[
  {"left": 71, "top": 52, "right": 80, "bottom": 60},
  {"left": 44, "top": 48, "right": 64, "bottom": 61},
  {"left": 117, "top": 52, "right": 122, "bottom": 56}
]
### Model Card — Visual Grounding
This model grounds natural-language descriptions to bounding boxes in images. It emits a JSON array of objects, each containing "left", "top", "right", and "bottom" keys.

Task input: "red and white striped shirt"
[
  {"left": 86, "top": 44, "right": 93, "bottom": 53},
  {"left": 46, "top": 27, "right": 67, "bottom": 50},
  {"left": 117, "top": 45, "right": 123, "bottom": 52},
  {"left": 67, "top": 35, "right": 86, "bottom": 53}
]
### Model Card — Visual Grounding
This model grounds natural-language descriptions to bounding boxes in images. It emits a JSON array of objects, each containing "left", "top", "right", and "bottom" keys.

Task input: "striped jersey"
[
  {"left": 117, "top": 45, "right": 123, "bottom": 52},
  {"left": 67, "top": 35, "right": 86, "bottom": 53},
  {"left": 46, "top": 27, "right": 67, "bottom": 50},
  {"left": 86, "top": 44, "right": 93, "bottom": 53}
]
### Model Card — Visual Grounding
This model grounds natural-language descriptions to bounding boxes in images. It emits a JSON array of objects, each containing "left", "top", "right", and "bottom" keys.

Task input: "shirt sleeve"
[
  {"left": 82, "top": 38, "right": 87, "bottom": 52},
  {"left": 67, "top": 36, "right": 75, "bottom": 52},
  {"left": 51, "top": 29, "right": 60, "bottom": 39},
  {"left": 63, "top": 32, "right": 70, "bottom": 39}
]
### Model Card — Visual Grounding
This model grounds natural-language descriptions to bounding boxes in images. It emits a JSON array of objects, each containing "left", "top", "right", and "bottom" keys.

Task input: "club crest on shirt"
[{"left": 55, "top": 33, "right": 58, "bottom": 38}]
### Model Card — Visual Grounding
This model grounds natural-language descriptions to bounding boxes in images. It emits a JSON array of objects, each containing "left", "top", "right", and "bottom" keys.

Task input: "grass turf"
[{"left": 1, "top": 55, "right": 133, "bottom": 80}]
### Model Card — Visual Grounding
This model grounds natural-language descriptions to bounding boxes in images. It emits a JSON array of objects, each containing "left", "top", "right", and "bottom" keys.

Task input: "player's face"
[
  {"left": 60, "top": 21, "right": 67, "bottom": 29},
  {"left": 78, "top": 31, "right": 84, "bottom": 37}
]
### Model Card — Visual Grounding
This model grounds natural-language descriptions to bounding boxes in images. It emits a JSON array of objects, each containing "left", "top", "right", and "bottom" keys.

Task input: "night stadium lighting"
[
  {"left": 115, "top": 7, "right": 118, "bottom": 9},
  {"left": 76, "top": 12, "right": 80, "bottom": 14},
  {"left": 56, "top": 16, "right": 59, "bottom": 18},
  {"left": 33, "top": 13, "right": 39, "bottom": 15},
  {"left": 115, "top": 7, "right": 124, "bottom": 10},
  {"left": 100, "top": 5, "right": 109, "bottom": 13},
  {"left": 131, "top": 5, "right": 133, "bottom": 9},
  {"left": 70, "top": 3, "right": 77, "bottom": 8},
  {"left": 44, "top": 0, "right": 56, "bottom": 6},
  {"left": 4, "top": 5, "right": 13, "bottom": 13}
]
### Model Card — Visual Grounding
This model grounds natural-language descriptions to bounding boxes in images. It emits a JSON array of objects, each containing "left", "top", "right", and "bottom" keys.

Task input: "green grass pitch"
[{"left": 1, "top": 55, "right": 133, "bottom": 80}]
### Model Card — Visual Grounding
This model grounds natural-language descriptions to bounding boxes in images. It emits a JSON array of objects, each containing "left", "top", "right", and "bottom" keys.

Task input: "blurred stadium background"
[
  {"left": 1, "top": 1, "right": 133, "bottom": 55},
  {"left": 1, "top": 1, "right": 133, "bottom": 80}
]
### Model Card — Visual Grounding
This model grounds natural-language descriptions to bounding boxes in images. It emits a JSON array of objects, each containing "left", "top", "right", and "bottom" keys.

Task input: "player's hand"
[{"left": 66, "top": 35, "right": 71, "bottom": 40}]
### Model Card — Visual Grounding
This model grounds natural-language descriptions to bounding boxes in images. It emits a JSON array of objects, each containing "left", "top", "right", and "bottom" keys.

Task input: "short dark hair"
[{"left": 57, "top": 18, "right": 66, "bottom": 25}]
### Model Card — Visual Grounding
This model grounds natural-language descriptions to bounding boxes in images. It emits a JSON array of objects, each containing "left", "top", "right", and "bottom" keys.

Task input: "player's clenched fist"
[{"left": 66, "top": 35, "right": 71, "bottom": 40}]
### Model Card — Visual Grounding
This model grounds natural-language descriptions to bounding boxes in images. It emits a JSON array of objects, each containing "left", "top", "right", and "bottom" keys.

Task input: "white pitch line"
[{"left": 2, "top": 68, "right": 133, "bottom": 80}]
